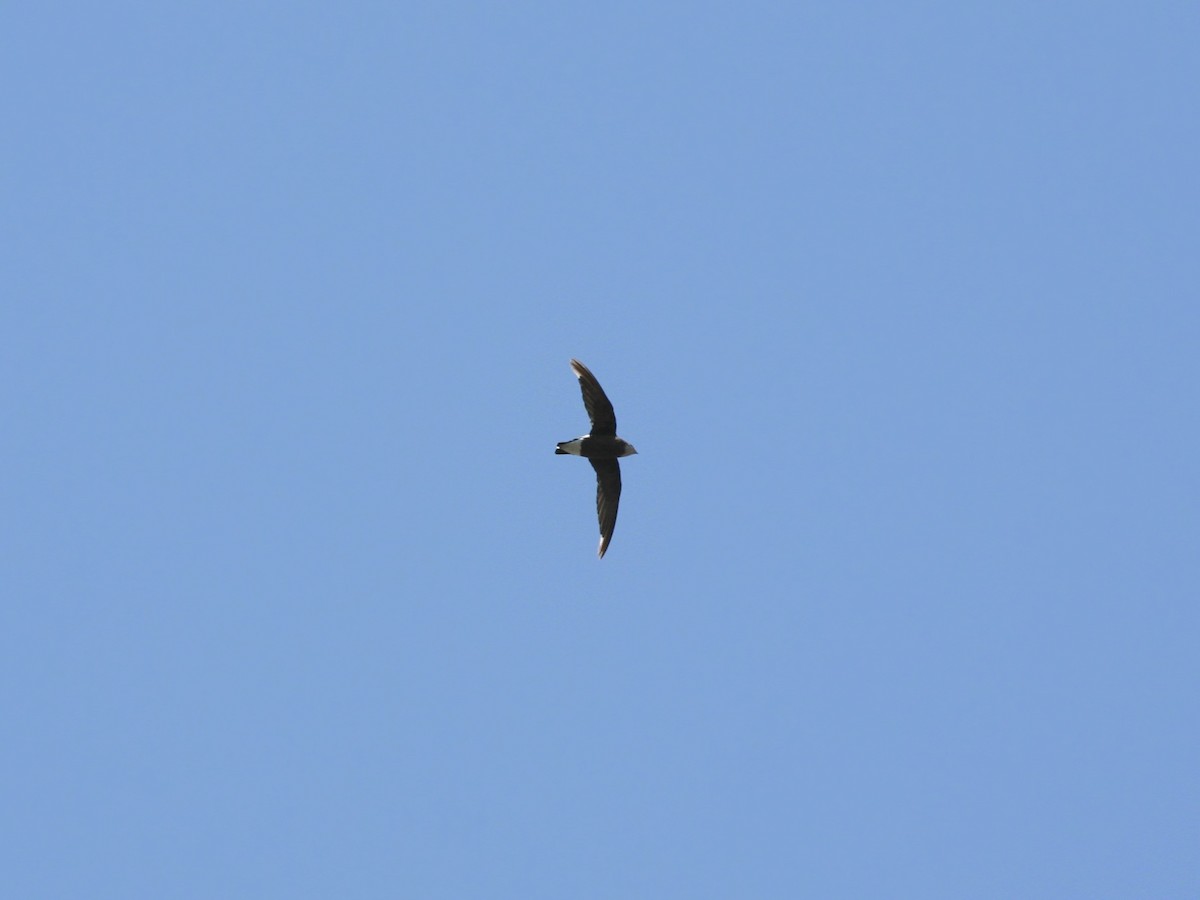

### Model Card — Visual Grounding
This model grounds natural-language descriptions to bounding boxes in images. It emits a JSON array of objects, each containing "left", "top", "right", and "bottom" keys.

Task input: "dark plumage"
[{"left": 555, "top": 359, "right": 638, "bottom": 558}]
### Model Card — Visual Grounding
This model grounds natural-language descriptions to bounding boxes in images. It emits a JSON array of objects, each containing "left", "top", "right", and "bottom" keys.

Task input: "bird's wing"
[
  {"left": 570, "top": 359, "right": 617, "bottom": 436},
  {"left": 590, "top": 458, "right": 622, "bottom": 559}
]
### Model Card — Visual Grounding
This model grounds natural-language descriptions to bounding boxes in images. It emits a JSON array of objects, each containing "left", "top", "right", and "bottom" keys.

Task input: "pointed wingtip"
[{"left": 597, "top": 534, "right": 610, "bottom": 559}]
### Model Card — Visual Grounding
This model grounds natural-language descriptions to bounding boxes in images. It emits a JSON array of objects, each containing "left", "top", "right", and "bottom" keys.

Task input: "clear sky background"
[{"left": 3, "top": 5, "right": 1197, "bottom": 898}]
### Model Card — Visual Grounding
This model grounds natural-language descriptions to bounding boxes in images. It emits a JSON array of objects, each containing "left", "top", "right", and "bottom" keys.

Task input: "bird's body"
[
  {"left": 556, "top": 359, "right": 637, "bottom": 558},
  {"left": 554, "top": 435, "right": 635, "bottom": 459}
]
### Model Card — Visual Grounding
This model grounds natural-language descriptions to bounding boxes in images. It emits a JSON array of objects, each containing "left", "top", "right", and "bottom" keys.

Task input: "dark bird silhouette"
[{"left": 555, "top": 359, "right": 638, "bottom": 558}]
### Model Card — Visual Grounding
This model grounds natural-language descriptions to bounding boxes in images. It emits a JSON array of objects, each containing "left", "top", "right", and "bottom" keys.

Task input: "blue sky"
[{"left": 3, "top": 4, "right": 1197, "bottom": 898}]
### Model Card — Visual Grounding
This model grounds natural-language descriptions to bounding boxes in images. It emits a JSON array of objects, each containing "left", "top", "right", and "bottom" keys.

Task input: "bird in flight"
[{"left": 556, "top": 359, "right": 638, "bottom": 558}]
